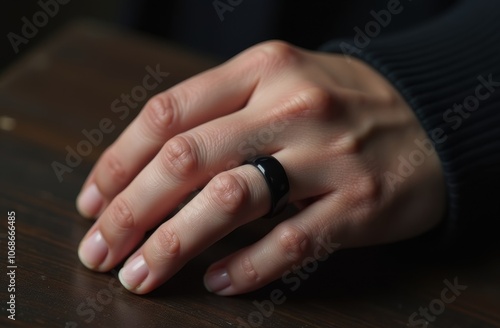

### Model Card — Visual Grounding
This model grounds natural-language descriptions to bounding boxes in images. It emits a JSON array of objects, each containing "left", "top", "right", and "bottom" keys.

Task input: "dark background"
[{"left": 1, "top": 0, "right": 457, "bottom": 74}]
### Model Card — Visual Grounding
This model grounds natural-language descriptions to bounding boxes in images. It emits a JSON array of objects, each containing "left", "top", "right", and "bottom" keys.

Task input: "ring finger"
[{"left": 117, "top": 150, "right": 329, "bottom": 294}]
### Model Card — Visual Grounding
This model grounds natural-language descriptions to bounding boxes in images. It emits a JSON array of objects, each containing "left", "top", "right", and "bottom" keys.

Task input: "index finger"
[{"left": 76, "top": 51, "right": 263, "bottom": 218}]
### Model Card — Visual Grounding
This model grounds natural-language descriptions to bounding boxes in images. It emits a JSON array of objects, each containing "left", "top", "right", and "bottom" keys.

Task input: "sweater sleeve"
[{"left": 321, "top": 0, "right": 500, "bottom": 247}]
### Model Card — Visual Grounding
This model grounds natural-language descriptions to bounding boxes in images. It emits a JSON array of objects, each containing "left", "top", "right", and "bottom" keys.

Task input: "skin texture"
[{"left": 76, "top": 41, "right": 446, "bottom": 295}]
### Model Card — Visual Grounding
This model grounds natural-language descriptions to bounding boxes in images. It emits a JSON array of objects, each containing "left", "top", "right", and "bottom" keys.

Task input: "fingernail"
[
  {"left": 124, "top": 251, "right": 141, "bottom": 267},
  {"left": 204, "top": 268, "right": 231, "bottom": 293},
  {"left": 77, "top": 183, "right": 104, "bottom": 218},
  {"left": 78, "top": 230, "right": 108, "bottom": 270},
  {"left": 119, "top": 255, "right": 149, "bottom": 291}
]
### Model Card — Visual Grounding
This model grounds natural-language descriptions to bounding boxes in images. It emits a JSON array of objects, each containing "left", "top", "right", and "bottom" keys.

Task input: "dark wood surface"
[{"left": 1, "top": 21, "right": 499, "bottom": 328}]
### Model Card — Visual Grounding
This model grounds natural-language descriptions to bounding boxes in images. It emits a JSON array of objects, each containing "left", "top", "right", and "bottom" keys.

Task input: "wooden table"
[{"left": 1, "top": 21, "right": 499, "bottom": 328}]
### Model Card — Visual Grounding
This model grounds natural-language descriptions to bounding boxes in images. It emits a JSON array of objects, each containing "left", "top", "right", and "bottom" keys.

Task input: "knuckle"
[
  {"left": 303, "top": 87, "right": 337, "bottom": 115},
  {"left": 349, "top": 173, "right": 383, "bottom": 210},
  {"left": 334, "top": 119, "right": 375, "bottom": 156},
  {"left": 160, "top": 135, "right": 199, "bottom": 182},
  {"left": 151, "top": 226, "right": 180, "bottom": 261},
  {"left": 108, "top": 197, "right": 135, "bottom": 232},
  {"left": 258, "top": 40, "right": 297, "bottom": 59},
  {"left": 102, "top": 150, "right": 127, "bottom": 185},
  {"left": 272, "top": 86, "right": 335, "bottom": 121},
  {"left": 335, "top": 133, "right": 364, "bottom": 156},
  {"left": 377, "top": 87, "right": 401, "bottom": 108},
  {"left": 142, "top": 94, "right": 176, "bottom": 139},
  {"left": 210, "top": 172, "right": 248, "bottom": 217},
  {"left": 247, "top": 40, "right": 299, "bottom": 71},
  {"left": 240, "top": 255, "right": 261, "bottom": 284},
  {"left": 276, "top": 224, "right": 309, "bottom": 263}
]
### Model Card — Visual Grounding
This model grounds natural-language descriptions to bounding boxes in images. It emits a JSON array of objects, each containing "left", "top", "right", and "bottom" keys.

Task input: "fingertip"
[
  {"left": 78, "top": 230, "right": 109, "bottom": 271},
  {"left": 118, "top": 255, "right": 150, "bottom": 294},
  {"left": 76, "top": 183, "right": 104, "bottom": 218},
  {"left": 204, "top": 267, "right": 233, "bottom": 295}
]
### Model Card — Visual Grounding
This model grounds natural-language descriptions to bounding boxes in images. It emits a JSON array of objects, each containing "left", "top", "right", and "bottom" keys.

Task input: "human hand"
[{"left": 76, "top": 41, "right": 446, "bottom": 295}]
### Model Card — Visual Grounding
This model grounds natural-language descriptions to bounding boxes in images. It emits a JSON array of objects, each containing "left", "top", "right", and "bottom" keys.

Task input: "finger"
[
  {"left": 77, "top": 108, "right": 288, "bottom": 272},
  {"left": 116, "top": 148, "right": 328, "bottom": 294},
  {"left": 202, "top": 195, "right": 347, "bottom": 296},
  {"left": 117, "top": 164, "right": 269, "bottom": 294},
  {"left": 76, "top": 54, "right": 262, "bottom": 218},
  {"left": 76, "top": 40, "right": 316, "bottom": 219}
]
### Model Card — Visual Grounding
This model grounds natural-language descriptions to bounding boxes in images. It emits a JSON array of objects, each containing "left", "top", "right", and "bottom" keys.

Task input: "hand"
[{"left": 76, "top": 41, "right": 446, "bottom": 295}]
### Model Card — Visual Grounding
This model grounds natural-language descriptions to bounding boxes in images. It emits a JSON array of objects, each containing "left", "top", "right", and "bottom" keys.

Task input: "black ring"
[{"left": 245, "top": 155, "right": 290, "bottom": 218}]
